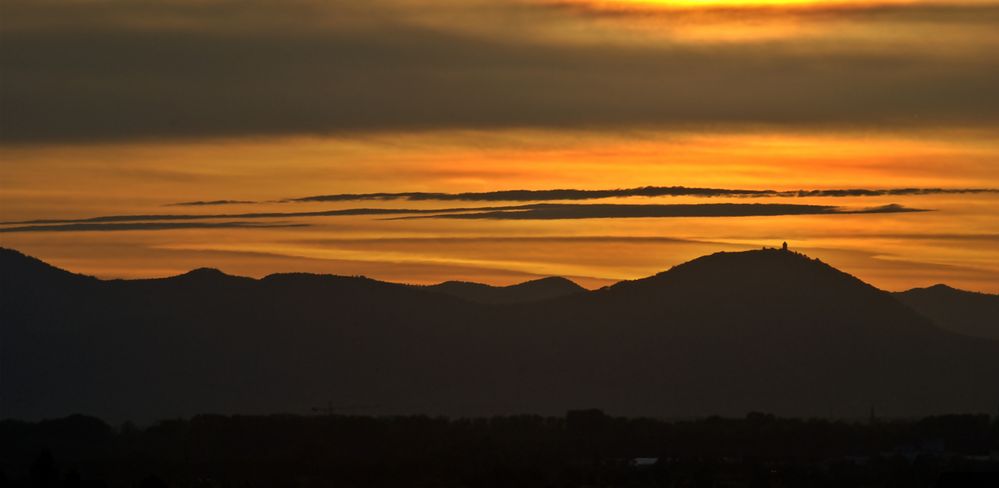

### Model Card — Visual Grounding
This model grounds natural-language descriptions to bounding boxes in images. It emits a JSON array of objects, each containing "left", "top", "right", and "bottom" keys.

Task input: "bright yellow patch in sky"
[
  {"left": 627, "top": 0, "right": 821, "bottom": 5},
  {"left": 607, "top": 0, "right": 919, "bottom": 6}
]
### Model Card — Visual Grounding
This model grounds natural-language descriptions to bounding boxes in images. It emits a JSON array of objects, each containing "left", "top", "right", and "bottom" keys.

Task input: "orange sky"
[
  {"left": 1, "top": 0, "right": 997, "bottom": 293},
  {"left": 2, "top": 129, "right": 997, "bottom": 292}
]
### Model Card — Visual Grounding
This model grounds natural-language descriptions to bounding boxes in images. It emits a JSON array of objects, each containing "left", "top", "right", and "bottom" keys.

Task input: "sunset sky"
[{"left": 1, "top": 0, "right": 997, "bottom": 292}]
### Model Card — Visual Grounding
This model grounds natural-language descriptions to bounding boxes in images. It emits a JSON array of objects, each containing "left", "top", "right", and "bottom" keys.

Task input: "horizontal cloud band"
[
  {"left": 0, "top": 203, "right": 925, "bottom": 232},
  {"left": 0, "top": 221, "right": 309, "bottom": 233},
  {"left": 276, "top": 186, "right": 997, "bottom": 204},
  {"left": 394, "top": 203, "right": 925, "bottom": 220},
  {"left": 2, "top": 1, "right": 998, "bottom": 142}
]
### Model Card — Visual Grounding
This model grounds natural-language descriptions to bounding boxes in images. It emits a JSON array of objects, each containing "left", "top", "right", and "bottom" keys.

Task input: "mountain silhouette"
[
  {"left": 894, "top": 284, "right": 999, "bottom": 341},
  {"left": 2, "top": 247, "right": 998, "bottom": 422},
  {"left": 423, "top": 276, "right": 585, "bottom": 304}
]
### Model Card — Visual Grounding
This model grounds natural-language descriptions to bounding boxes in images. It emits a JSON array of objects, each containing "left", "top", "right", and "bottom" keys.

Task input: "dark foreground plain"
[{"left": 2, "top": 411, "right": 998, "bottom": 487}]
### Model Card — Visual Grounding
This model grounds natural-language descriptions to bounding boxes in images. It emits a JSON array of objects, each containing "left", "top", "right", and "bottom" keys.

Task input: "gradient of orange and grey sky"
[{"left": 1, "top": 0, "right": 997, "bottom": 292}]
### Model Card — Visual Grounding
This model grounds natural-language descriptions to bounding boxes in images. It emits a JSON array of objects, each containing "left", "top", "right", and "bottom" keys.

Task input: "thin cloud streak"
[
  {"left": 285, "top": 186, "right": 998, "bottom": 204},
  {"left": 862, "top": 233, "right": 999, "bottom": 241},
  {"left": 295, "top": 236, "right": 711, "bottom": 245},
  {"left": 165, "top": 200, "right": 257, "bottom": 207},
  {"left": 164, "top": 187, "right": 998, "bottom": 206},
  {"left": 394, "top": 203, "right": 926, "bottom": 220},
  {"left": 0, "top": 207, "right": 485, "bottom": 226},
  {"left": 0, "top": 203, "right": 926, "bottom": 228},
  {"left": 0, "top": 221, "right": 309, "bottom": 233}
]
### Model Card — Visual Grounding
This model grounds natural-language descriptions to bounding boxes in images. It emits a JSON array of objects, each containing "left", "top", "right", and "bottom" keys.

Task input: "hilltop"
[{"left": 894, "top": 284, "right": 999, "bottom": 341}]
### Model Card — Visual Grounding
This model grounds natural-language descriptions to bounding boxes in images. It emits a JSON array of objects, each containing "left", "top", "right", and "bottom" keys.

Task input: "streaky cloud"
[
  {"left": 393, "top": 203, "right": 928, "bottom": 220},
  {"left": 288, "top": 187, "right": 770, "bottom": 203},
  {"left": 0, "top": 206, "right": 521, "bottom": 226},
  {"left": 286, "top": 186, "right": 997, "bottom": 203},
  {"left": 789, "top": 188, "right": 999, "bottom": 198},
  {"left": 166, "top": 200, "right": 258, "bottom": 207},
  {"left": 851, "top": 233, "right": 999, "bottom": 242},
  {"left": 0, "top": 203, "right": 927, "bottom": 228},
  {"left": 295, "top": 235, "right": 712, "bottom": 245},
  {"left": 0, "top": 221, "right": 309, "bottom": 233}
]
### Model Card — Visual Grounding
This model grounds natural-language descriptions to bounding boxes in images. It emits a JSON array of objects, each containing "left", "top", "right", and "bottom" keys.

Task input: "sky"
[{"left": 1, "top": 0, "right": 997, "bottom": 292}]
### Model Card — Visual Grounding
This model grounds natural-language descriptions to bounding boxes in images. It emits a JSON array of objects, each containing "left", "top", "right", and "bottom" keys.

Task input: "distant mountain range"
[
  {"left": 422, "top": 276, "right": 586, "bottom": 304},
  {"left": 893, "top": 285, "right": 999, "bottom": 341},
  {"left": 1, "top": 247, "right": 997, "bottom": 422}
]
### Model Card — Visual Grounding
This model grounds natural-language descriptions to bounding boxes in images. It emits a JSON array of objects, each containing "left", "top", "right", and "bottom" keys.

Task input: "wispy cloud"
[
  {"left": 284, "top": 186, "right": 997, "bottom": 204},
  {"left": 394, "top": 203, "right": 927, "bottom": 220},
  {"left": 0, "top": 203, "right": 926, "bottom": 229},
  {"left": 295, "top": 235, "right": 713, "bottom": 245},
  {"left": 163, "top": 186, "right": 997, "bottom": 207},
  {"left": 863, "top": 233, "right": 999, "bottom": 242},
  {"left": 165, "top": 200, "right": 257, "bottom": 207},
  {"left": 0, "top": 221, "right": 309, "bottom": 233},
  {"left": 0, "top": 208, "right": 466, "bottom": 226}
]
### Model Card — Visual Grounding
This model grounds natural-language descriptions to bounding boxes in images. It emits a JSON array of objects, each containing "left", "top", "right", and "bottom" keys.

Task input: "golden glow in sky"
[
  {"left": 601, "top": 0, "right": 950, "bottom": 7},
  {"left": 1, "top": 0, "right": 997, "bottom": 293},
  {"left": 612, "top": 0, "right": 845, "bottom": 6},
  {"left": 2, "top": 130, "right": 998, "bottom": 292}
]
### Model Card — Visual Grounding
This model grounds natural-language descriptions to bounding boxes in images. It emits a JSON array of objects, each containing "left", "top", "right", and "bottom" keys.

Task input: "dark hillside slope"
[
  {"left": 895, "top": 284, "right": 999, "bottom": 341},
  {"left": 504, "top": 249, "right": 999, "bottom": 416}
]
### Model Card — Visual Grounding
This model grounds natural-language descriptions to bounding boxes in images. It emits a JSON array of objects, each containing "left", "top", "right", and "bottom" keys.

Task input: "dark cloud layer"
[
  {"left": 0, "top": 202, "right": 925, "bottom": 231},
  {"left": 283, "top": 186, "right": 998, "bottom": 204},
  {"left": 0, "top": 221, "right": 308, "bottom": 233},
  {"left": 2, "top": 0, "right": 998, "bottom": 142},
  {"left": 166, "top": 200, "right": 257, "bottom": 207},
  {"left": 397, "top": 203, "right": 926, "bottom": 221}
]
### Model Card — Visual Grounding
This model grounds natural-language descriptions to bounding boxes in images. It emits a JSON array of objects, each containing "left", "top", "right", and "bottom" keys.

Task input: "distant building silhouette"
[{"left": 782, "top": 242, "right": 788, "bottom": 251}]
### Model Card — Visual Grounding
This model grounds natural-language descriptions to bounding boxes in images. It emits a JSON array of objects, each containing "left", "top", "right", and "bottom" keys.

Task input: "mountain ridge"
[
  {"left": 2, "top": 247, "right": 998, "bottom": 422},
  {"left": 3, "top": 247, "right": 992, "bottom": 299},
  {"left": 894, "top": 284, "right": 999, "bottom": 341},
  {"left": 423, "top": 276, "right": 586, "bottom": 304}
]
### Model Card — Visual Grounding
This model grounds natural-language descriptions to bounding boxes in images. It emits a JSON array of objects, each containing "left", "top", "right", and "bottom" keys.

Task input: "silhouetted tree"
[{"left": 2, "top": 412, "right": 998, "bottom": 487}]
